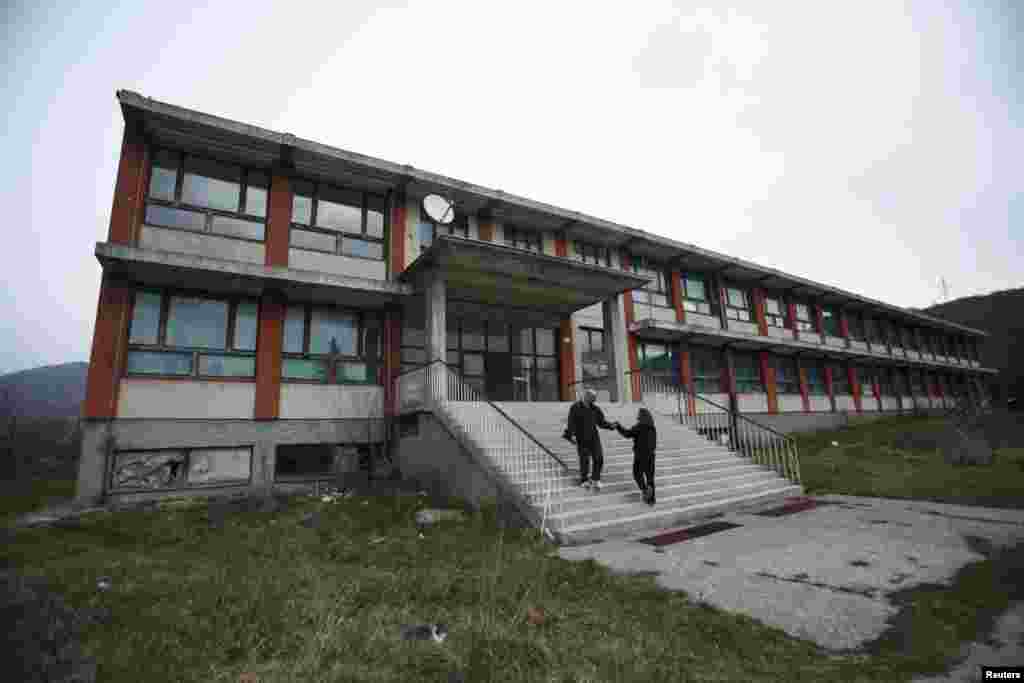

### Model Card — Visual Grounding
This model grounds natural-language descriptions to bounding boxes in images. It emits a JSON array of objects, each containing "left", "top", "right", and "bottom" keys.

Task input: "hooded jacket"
[{"left": 615, "top": 421, "right": 657, "bottom": 460}]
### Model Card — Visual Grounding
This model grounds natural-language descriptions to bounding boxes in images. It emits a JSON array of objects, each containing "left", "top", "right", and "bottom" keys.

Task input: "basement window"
[
  {"left": 111, "top": 447, "right": 252, "bottom": 491},
  {"left": 274, "top": 444, "right": 368, "bottom": 479}
]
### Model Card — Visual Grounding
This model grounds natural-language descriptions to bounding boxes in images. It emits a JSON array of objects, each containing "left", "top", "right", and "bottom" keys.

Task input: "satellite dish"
[{"left": 422, "top": 194, "right": 455, "bottom": 225}]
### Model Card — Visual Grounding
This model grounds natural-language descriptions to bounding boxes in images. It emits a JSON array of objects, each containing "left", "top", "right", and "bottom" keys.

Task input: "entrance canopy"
[{"left": 400, "top": 235, "right": 649, "bottom": 317}]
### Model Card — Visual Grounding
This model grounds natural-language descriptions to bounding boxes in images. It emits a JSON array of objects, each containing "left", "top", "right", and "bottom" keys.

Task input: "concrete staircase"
[{"left": 453, "top": 401, "right": 802, "bottom": 544}]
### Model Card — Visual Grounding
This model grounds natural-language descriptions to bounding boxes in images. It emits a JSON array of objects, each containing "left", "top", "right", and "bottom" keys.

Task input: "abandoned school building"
[{"left": 77, "top": 90, "right": 996, "bottom": 541}]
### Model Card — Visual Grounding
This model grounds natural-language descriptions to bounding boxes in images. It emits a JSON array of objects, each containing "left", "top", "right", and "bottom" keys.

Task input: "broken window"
[{"left": 111, "top": 448, "right": 251, "bottom": 490}]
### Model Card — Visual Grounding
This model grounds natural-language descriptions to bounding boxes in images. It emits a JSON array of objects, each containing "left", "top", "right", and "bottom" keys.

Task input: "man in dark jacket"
[{"left": 563, "top": 389, "right": 615, "bottom": 491}]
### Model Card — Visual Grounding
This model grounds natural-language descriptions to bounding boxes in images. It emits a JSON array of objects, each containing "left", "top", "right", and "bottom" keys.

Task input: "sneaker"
[
  {"left": 591, "top": 480, "right": 602, "bottom": 492},
  {"left": 579, "top": 479, "right": 592, "bottom": 489}
]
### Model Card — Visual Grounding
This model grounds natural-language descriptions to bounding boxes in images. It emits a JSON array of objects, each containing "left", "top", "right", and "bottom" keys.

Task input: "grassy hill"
[
  {"left": 0, "top": 362, "right": 88, "bottom": 418},
  {"left": 921, "top": 287, "right": 1023, "bottom": 404}
]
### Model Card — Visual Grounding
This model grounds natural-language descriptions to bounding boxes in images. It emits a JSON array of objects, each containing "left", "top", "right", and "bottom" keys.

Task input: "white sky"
[{"left": 1, "top": 0, "right": 1021, "bottom": 375}]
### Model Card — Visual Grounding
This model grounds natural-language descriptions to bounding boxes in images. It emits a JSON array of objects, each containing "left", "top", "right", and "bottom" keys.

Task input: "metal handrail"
[{"left": 625, "top": 368, "right": 802, "bottom": 485}]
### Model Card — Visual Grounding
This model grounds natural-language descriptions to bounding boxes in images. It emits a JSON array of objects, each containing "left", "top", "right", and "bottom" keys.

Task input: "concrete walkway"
[{"left": 557, "top": 495, "right": 1024, "bottom": 656}]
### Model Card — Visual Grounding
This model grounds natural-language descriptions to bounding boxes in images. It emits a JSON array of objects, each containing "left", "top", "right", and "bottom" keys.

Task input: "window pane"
[
  {"left": 684, "top": 277, "right": 705, "bottom": 301},
  {"left": 210, "top": 215, "right": 265, "bottom": 241},
  {"left": 282, "top": 358, "right": 326, "bottom": 381},
  {"left": 145, "top": 204, "right": 206, "bottom": 232},
  {"left": 316, "top": 186, "right": 362, "bottom": 232},
  {"left": 417, "top": 221, "right": 434, "bottom": 251},
  {"left": 535, "top": 328, "right": 555, "bottom": 355},
  {"left": 148, "top": 150, "right": 178, "bottom": 201},
  {"left": 402, "top": 324, "right": 424, "bottom": 347},
  {"left": 284, "top": 306, "right": 305, "bottom": 354},
  {"left": 366, "top": 195, "right": 386, "bottom": 238},
  {"left": 342, "top": 237, "right": 383, "bottom": 260},
  {"left": 129, "top": 290, "right": 162, "bottom": 345},
  {"left": 181, "top": 157, "right": 241, "bottom": 212},
  {"left": 765, "top": 298, "right": 781, "bottom": 315},
  {"left": 126, "top": 350, "right": 193, "bottom": 376},
  {"left": 292, "top": 181, "right": 314, "bottom": 225},
  {"left": 166, "top": 297, "right": 228, "bottom": 350},
  {"left": 461, "top": 320, "right": 484, "bottom": 351},
  {"left": 516, "top": 327, "right": 534, "bottom": 355},
  {"left": 488, "top": 321, "right": 509, "bottom": 352},
  {"left": 233, "top": 302, "right": 258, "bottom": 351},
  {"left": 463, "top": 353, "right": 484, "bottom": 375},
  {"left": 310, "top": 309, "right": 357, "bottom": 355},
  {"left": 339, "top": 362, "right": 368, "bottom": 383},
  {"left": 198, "top": 354, "right": 256, "bottom": 377},
  {"left": 727, "top": 288, "right": 746, "bottom": 308},
  {"left": 536, "top": 371, "right": 559, "bottom": 401},
  {"left": 291, "top": 228, "right": 337, "bottom": 252},
  {"left": 245, "top": 172, "right": 268, "bottom": 217}
]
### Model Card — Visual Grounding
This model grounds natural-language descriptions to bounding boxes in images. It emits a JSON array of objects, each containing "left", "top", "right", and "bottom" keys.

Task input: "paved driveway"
[{"left": 557, "top": 495, "right": 1024, "bottom": 654}]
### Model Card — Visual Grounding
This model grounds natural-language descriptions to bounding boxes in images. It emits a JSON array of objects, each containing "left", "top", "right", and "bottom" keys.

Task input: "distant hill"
[
  {"left": 0, "top": 362, "right": 88, "bottom": 418},
  {"left": 923, "top": 287, "right": 1023, "bottom": 403}
]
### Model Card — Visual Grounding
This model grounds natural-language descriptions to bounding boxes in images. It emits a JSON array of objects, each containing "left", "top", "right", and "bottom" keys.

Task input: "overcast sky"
[{"left": 1, "top": 1, "right": 1021, "bottom": 375}]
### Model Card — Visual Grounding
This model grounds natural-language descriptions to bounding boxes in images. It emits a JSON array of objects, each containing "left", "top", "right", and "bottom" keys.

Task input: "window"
[
  {"left": 630, "top": 256, "right": 670, "bottom": 308},
  {"left": 878, "top": 369, "right": 894, "bottom": 395},
  {"left": 145, "top": 148, "right": 266, "bottom": 241},
  {"left": 416, "top": 208, "right": 467, "bottom": 253},
  {"left": 857, "top": 368, "right": 873, "bottom": 393},
  {"left": 733, "top": 352, "right": 763, "bottom": 393},
  {"left": 805, "top": 362, "right": 827, "bottom": 395},
  {"left": 774, "top": 357, "right": 800, "bottom": 394},
  {"left": 682, "top": 274, "right": 712, "bottom": 315},
  {"left": 639, "top": 342, "right": 672, "bottom": 373},
  {"left": 572, "top": 241, "right": 610, "bottom": 266},
  {"left": 126, "top": 289, "right": 258, "bottom": 378},
  {"left": 909, "top": 369, "right": 926, "bottom": 393},
  {"left": 281, "top": 304, "right": 381, "bottom": 383},
  {"left": 504, "top": 225, "right": 542, "bottom": 252},
  {"left": 829, "top": 364, "right": 851, "bottom": 394},
  {"left": 821, "top": 308, "right": 840, "bottom": 337},
  {"left": 111, "top": 447, "right": 252, "bottom": 490},
  {"left": 902, "top": 327, "right": 919, "bottom": 351},
  {"left": 793, "top": 303, "right": 816, "bottom": 332},
  {"left": 580, "top": 328, "right": 607, "bottom": 380},
  {"left": 764, "top": 296, "right": 786, "bottom": 328},
  {"left": 290, "top": 180, "right": 386, "bottom": 260},
  {"left": 724, "top": 286, "right": 752, "bottom": 322},
  {"left": 691, "top": 347, "right": 722, "bottom": 394},
  {"left": 847, "top": 315, "right": 865, "bottom": 341}
]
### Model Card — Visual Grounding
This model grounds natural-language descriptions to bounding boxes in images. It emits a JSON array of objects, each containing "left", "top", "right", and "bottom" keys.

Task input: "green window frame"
[
  {"left": 724, "top": 286, "right": 753, "bottom": 322},
  {"left": 126, "top": 289, "right": 258, "bottom": 379},
  {"left": 821, "top": 308, "right": 841, "bottom": 337},
  {"left": 290, "top": 180, "right": 386, "bottom": 260},
  {"left": 764, "top": 296, "right": 787, "bottom": 328},
  {"left": 733, "top": 352, "right": 763, "bottom": 393},
  {"left": 691, "top": 347, "right": 722, "bottom": 394},
  {"left": 281, "top": 304, "right": 381, "bottom": 384}
]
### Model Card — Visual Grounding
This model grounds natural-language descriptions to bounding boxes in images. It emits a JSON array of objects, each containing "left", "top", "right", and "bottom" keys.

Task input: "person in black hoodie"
[
  {"left": 615, "top": 407, "right": 658, "bottom": 505},
  {"left": 562, "top": 389, "right": 615, "bottom": 491}
]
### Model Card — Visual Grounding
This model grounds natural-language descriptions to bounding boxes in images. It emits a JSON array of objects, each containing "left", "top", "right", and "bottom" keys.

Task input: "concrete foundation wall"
[
  {"left": 753, "top": 410, "right": 907, "bottom": 434},
  {"left": 76, "top": 417, "right": 385, "bottom": 504},
  {"left": 279, "top": 384, "right": 384, "bottom": 419},
  {"left": 808, "top": 395, "right": 831, "bottom": 412},
  {"left": 834, "top": 395, "right": 856, "bottom": 412},
  {"left": 778, "top": 395, "right": 804, "bottom": 412},
  {"left": 849, "top": 340, "right": 869, "bottom": 352},
  {"left": 737, "top": 393, "right": 768, "bottom": 413},
  {"left": 696, "top": 393, "right": 729, "bottom": 412},
  {"left": 800, "top": 332, "right": 823, "bottom": 345},
  {"left": 118, "top": 379, "right": 256, "bottom": 419},
  {"left": 139, "top": 225, "right": 265, "bottom": 265},
  {"left": 288, "top": 249, "right": 387, "bottom": 280}
]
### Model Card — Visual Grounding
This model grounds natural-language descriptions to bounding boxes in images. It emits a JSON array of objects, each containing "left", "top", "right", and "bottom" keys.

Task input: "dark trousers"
[
  {"left": 633, "top": 453, "right": 655, "bottom": 491},
  {"left": 577, "top": 439, "right": 604, "bottom": 482}
]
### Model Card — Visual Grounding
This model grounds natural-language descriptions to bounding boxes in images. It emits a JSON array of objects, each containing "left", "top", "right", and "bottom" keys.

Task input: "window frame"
[
  {"left": 630, "top": 255, "right": 672, "bottom": 309},
  {"left": 681, "top": 273, "right": 712, "bottom": 315},
  {"left": 764, "top": 295, "right": 787, "bottom": 328},
  {"left": 805, "top": 362, "right": 828, "bottom": 396},
  {"left": 289, "top": 179, "right": 387, "bottom": 261},
  {"left": 732, "top": 351, "right": 764, "bottom": 393},
  {"left": 572, "top": 240, "right": 611, "bottom": 267},
  {"left": 125, "top": 288, "right": 260, "bottom": 380},
  {"left": 690, "top": 347, "right": 723, "bottom": 394},
  {"left": 503, "top": 225, "right": 543, "bottom": 253},
  {"left": 723, "top": 285, "right": 754, "bottom": 323},
  {"left": 145, "top": 146, "right": 268, "bottom": 243},
  {"left": 793, "top": 302, "right": 816, "bottom": 332},
  {"left": 774, "top": 356, "right": 800, "bottom": 394},
  {"left": 820, "top": 307, "right": 841, "bottom": 337}
]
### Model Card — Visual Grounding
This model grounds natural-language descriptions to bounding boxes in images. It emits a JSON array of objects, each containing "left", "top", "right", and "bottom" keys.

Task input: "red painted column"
[
  {"left": 839, "top": 311, "right": 850, "bottom": 339},
  {"left": 254, "top": 295, "right": 285, "bottom": 420},
  {"left": 679, "top": 348, "right": 696, "bottom": 415},
  {"left": 753, "top": 289, "right": 769, "bottom": 336},
  {"left": 382, "top": 312, "right": 402, "bottom": 415},
  {"left": 871, "top": 371, "right": 882, "bottom": 411},
  {"left": 265, "top": 174, "right": 292, "bottom": 267},
  {"left": 760, "top": 351, "right": 778, "bottom": 414},
  {"left": 554, "top": 233, "right": 568, "bottom": 257},
  {"left": 558, "top": 318, "right": 575, "bottom": 401},
  {"left": 670, "top": 269, "right": 685, "bottom": 323},
  {"left": 849, "top": 366, "right": 862, "bottom": 412},
  {"left": 797, "top": 363, "right": 811, "bottom": 411},
  {"left": 815, "top": 305, "right": 825, "bottom": 336},
  {"left": 787, "top": 302, "right": 800, "bottom": 341},
  {"left": 107, "top": 116, "right": 148, "bottom": 245},
  {"left": 389, "top": 192, "right": 407, "bottom": 278},
  {"left": 82, "top": 275, "right": 133, "bottom": 418},
  {"left": 477, "top": 216, "right": 494, "bottom": 242}
]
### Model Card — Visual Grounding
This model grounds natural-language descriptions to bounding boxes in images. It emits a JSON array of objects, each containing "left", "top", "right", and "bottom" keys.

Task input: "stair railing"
[
  {"left": 625, "top": 369, "right": 802, "bottom": 486},
  {"left": 394, "top": 360, "right": 571, "bottom": 537}
]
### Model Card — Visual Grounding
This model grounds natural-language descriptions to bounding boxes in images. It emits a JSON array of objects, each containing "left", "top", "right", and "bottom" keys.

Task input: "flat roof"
[{"left": 116, "top": 90, "right": 989, "bottom": 338}]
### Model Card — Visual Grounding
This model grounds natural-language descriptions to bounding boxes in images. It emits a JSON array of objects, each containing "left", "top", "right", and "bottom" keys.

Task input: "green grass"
[
  {"left": 0, "top": 476, "right": 76, "bottom": 524},
  {"left": 4, "top": 492, "right": 1022, "bottom": 682},
  {"left": 794, "top": 415, "right": 1024, "bottom": 508}
]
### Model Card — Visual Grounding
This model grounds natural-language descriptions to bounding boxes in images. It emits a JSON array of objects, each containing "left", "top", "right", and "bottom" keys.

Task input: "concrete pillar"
[
  {"left": 251, "top": 440, "right": 277, "bottom": 497},
  {"left": 602, "top": 294, "right": 630, "bottom": 403},
  {"left": 76, "top": 419, "right": 113, "bottom": 504},
  {"left": 678, "top": 344, "right": 695, "bottom": 415},
  {"left": 424, "top": 269, "right": 447, "bottom": 400}
]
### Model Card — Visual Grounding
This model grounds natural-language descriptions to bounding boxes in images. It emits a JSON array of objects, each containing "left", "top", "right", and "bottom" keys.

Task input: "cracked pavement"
[{"left": 557, "top": 495, "right": 1024, "bottom": 652}]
